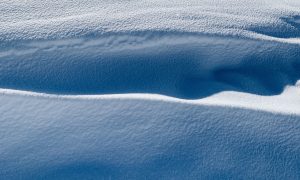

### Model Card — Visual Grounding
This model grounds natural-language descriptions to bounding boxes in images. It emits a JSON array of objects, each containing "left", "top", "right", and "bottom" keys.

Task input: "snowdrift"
[
  {"left": 1, "top": 93, "right": 299, "bottom": 179},
  {"left": 1, "top": 0, "right": 300, "bottom": 179},
  {"left": 1, "top": 33, "right": 300, "bottom": 99}
]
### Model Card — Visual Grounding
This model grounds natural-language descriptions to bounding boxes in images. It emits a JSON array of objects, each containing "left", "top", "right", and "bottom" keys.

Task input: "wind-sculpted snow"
[
  {"left": 0, "top": 92, "right": 300, "bottom": 179},
  {"left": 1, "top": 0, "right": 300, "bottom": 179},
  {"left": 1, "top": 33, "right": 300, "bottom": 99},
  {"left": 0, "top": 0, "right": 300, "bottom": 98},
  {"left": 1, "top": 0, "right": 300, "bottom": 41}
]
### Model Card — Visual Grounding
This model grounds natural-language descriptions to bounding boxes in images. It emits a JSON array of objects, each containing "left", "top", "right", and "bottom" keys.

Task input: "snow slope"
[
  {"left": 1, "top": 90, "right": 300, "bottom": 179},
  {"left": 1, "top": 0, "right": 300, "bottom": 179}
]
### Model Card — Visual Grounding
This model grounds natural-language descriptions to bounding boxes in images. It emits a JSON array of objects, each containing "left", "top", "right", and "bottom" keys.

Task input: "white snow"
[
  {"left": 1, "top": 0, "right": 300, "bottom": 179},
  {"left": 0, "top": 0, "right": 300, "bottom": 41}
]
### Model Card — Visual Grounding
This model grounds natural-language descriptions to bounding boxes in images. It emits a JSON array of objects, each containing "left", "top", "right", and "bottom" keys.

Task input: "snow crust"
[{"left": 1, "top": 0, "right": 300, "bottom": 179}]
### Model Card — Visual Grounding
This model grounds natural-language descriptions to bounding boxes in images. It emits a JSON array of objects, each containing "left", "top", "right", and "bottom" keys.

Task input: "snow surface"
[{"left": 1, "top": 0, "right": 300, "bottom": 179}]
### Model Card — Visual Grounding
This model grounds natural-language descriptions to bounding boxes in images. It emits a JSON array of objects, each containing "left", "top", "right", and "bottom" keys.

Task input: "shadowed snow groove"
[
  {"left": 0, "top": 32, "right": 299, "bottom": 99},
  {"left": 249, "top": 16, "right": 300, "bottom": 38}
]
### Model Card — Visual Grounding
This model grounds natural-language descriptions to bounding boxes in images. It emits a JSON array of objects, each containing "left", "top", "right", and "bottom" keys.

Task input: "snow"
[
  {"left": 1, "top": 91, "right": 300, "bottom": 179},
  {"left": 1, "top": 0, "right": 300, "bottom": 41},
  {"left": 0, "top": 0, "right": 300, "bottom": 179}
]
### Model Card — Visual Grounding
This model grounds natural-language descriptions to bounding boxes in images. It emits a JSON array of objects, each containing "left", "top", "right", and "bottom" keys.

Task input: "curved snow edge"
[{"left": 1, "top": 87, "right": 300, "bottom": 116}]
